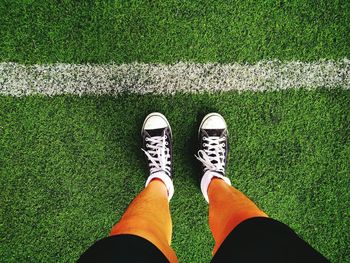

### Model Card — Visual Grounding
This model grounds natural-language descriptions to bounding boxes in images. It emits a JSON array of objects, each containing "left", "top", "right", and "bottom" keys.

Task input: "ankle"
[
  {"left": 201, "top": 172, "right": 231, "bottom": 203},
  {"left": 145, "top": 171, "right": 175, "bottom": 201},
  {"left": 148, "top": 178, "right": 168, "bottom": 195}
]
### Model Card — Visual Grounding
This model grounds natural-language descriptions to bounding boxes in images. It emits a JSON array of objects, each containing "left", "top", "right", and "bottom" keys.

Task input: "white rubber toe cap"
[
  {"left": 200, "top": 113, "right": 227, "bottom": 130},
  {"left": 143, "top": 112, "right": 170, "bottom": 130}
]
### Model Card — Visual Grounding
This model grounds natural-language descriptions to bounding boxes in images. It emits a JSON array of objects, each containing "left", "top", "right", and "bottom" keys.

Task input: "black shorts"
[{"left": 78, "top": 217, "right": 329, "bottom": 262}]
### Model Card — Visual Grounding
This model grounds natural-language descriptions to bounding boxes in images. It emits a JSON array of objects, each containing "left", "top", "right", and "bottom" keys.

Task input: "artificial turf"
[
  {"left": 1, "top": 0, "right": 350, "bottom": 64},
  {"left": 1, "top": 0, "right": 350, "bottom": 262},
  {"left": 1, "top": 89, "right": 349, "bottom": 262}
]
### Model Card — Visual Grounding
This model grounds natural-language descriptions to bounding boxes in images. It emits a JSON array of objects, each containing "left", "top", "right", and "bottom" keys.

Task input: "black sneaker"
[
  {"left": 141, "top": 112, "right": 174, "bottom": 200},
  {"left": 195, "top": 113, "right": 231, "bottom": 202}
]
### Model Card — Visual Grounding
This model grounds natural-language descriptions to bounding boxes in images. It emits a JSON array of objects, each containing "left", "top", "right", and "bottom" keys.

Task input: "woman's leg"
[
  {"left": 208, "top": 178, "right": 268, "bottom": 255},
  {"left": 110, "top": 179, "right": 178, "bottom": 262}
]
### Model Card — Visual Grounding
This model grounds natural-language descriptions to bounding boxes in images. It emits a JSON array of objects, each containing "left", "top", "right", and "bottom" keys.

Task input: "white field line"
[{"left": 0, "top": 60, "right": 349, "bottom": 96}]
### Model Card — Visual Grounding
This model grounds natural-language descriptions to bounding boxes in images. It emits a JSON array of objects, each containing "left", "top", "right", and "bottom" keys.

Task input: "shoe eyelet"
[
  {"left": 164, "top": 135, "right": 167, "bottom": 139},
  {"left": 145, "top": 138, "right": 150, "bottom": 141},
  {"left": 203, "top": 143, "right": 206, "bottom": 147},
  {"left": 146, "top": 144, "right": 149, "bottom": 147},
  {"left": 165, "top": 142, "right": 168, "bottom": 145},
  {"left": 222, "top": 143, "right": 225, "bottom": 147}
]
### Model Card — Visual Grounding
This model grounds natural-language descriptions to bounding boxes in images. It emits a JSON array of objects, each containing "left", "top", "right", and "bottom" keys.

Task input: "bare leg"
[
  {"left": 110, "top": 179, "right": 178, "bottom": 262},
  {"left": 208, "top": 178, "right": 268, "bottom": 255}
]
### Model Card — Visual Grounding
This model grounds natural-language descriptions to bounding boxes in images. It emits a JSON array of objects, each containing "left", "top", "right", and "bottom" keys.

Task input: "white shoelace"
[
  {"left": 142, "top": 135, "right": 171, "bottom": 176},
  {"left": 195, "top": 136, "right": 226, "bottom": 174}
]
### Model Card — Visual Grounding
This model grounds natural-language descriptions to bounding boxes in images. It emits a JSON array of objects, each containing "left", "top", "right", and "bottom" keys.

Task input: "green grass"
[
  {"left": 1, "top": 0, "right": 350, "bottom": 64},
  {"left": 1, "top": 0, "right": 350, "bottom": 262},
  {"left": 1, "top": 89, "right": 349, "bottom": 262}
]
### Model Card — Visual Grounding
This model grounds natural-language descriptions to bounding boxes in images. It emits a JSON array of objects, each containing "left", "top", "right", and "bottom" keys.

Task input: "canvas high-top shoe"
[
  {"left": 196, "top": 113, "right": 231, "bottom": 202},
  {"left": 141, "top": 112, "right": 174, "bottom": 200}
]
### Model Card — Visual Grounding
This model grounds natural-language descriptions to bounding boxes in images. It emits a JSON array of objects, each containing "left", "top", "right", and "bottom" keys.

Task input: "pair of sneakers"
[{"left": 141, "top": 112, "right": 232, "bottom": 202}]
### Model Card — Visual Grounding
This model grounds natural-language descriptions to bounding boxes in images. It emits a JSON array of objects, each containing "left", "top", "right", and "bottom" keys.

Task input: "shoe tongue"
[
  {"left": 202, "top": 129, "right": 225, "bottom": 137},
  {"left": 145, "top": 128, "right": 167, "bottom": 137}
]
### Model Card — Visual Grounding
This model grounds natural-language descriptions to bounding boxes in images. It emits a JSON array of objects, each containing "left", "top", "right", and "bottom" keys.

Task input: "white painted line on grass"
[{"left": 0, "top": 60, "right": 349, "bottom": 96}]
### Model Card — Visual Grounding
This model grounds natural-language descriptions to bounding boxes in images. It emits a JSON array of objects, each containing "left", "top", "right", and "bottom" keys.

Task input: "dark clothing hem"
[{"left": 78, "top": 217, "right": 329, "bottom": 263}]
